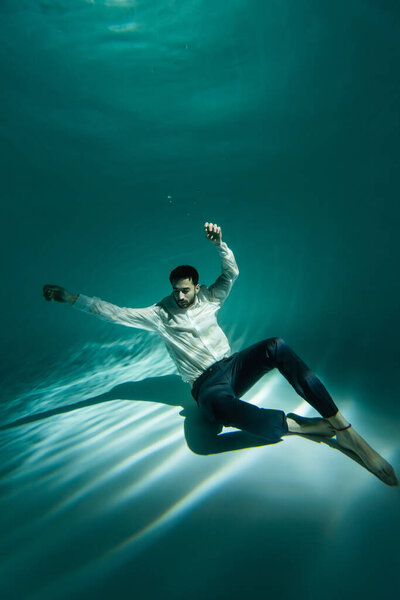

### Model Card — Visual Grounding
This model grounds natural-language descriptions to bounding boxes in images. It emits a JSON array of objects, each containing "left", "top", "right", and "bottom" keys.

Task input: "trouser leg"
[
  {"left": 193, "top": 336, "right": 339, "bottom": 443},
  {"left": 263, "top": 337, "right": 339, "bottom": 418},
  {"left": 194, "top": 352, "right": 289, "bottom": 443},
  {"left": 211, "top": 393, "right": 289, "bottom": 442}
]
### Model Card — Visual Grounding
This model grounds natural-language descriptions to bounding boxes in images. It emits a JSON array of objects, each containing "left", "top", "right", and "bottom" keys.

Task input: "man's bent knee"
[{"left": 265, "top": 337, "right": 286, "bottom": 361}]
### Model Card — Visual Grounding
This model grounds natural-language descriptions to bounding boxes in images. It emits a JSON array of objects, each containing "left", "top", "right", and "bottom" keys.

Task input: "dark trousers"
[{"left": 190, "top": 337, "right": 339, "bottom": 443}]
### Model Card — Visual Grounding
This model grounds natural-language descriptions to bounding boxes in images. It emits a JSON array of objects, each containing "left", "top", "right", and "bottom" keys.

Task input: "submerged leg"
[
  {"left": 264, "top": 337, "right": 339, "bottom": 418},
  {"left": 327, "top": 411, "right": 398, "bottom": 487},
  {"left": 209, "top": 393, "right": 289, "bottom": 443},
  {"left": 284, "top": 413, "right": 336, "bottom": 437},
  {"left": 265, "top": 338, "right": 398, "bottom": 485},
  {"left": 228, "top": 337, "right": 336, "bottom": 438}
]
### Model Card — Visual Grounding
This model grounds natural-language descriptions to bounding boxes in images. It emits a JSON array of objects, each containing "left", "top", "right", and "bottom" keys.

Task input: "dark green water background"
[{"left": 1, "top": 1, "right": 399, "bottom": 599}]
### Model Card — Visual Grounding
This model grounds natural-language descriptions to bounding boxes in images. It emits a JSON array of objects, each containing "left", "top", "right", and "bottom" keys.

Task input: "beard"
[{"left": 178, "top": 295, "right": 195, "bottom": 308}]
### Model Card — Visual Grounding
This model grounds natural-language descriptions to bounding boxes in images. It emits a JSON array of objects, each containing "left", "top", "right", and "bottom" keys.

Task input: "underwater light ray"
[
  {"left": 31, "top": 380, "right": 288, "bottom": 599},
  {"left": 3, "top": 402, "right": 164, "bottom": 482},
  {"left": 50, "top": 426, "right": 185, "bottom": 519},
  {"left": 0, "top": 430, "right": 186, "bottom": 560},
  {"left": 29, "top": 430, "right": 267, "bottom": 600}
]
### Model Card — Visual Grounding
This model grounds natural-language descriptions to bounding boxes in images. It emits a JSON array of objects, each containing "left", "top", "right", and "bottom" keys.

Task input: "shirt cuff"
[
  {"left": 215, "top": 241, "right": 228, "bottom": 253},
  {"left": 71, "top": 293, "right": 94, "bottom": 311}
]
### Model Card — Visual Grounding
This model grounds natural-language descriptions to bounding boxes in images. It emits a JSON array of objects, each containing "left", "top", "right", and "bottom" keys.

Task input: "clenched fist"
[
  {"left": 43, "top": 284, "right": 77, "bottom": 305},
  {"left": 204, "top": 222, "right": 222, "bottom": 246}
]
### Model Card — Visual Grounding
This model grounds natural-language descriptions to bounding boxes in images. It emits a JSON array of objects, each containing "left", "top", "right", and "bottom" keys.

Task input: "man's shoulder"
[
  {"left": 198, "top": 284, "right": 220, "bottom": 305},
  {"left": 156, "top": 294, "right": 171, "bottom": 309},
  {"left": 155, "top": 294, "right": 177, "bottom": 318},
  {"left": 198, "top": 284, "right": 209, "bottom": 296}
]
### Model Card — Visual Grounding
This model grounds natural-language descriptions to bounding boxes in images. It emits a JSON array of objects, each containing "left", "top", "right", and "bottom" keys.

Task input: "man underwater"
[{"left": 43, "top": 222, "right": 398, "bottom": 486}]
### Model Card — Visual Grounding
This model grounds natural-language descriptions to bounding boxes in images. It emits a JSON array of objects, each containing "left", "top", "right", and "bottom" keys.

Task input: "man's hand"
[
  {"left": 43, "top": 284, "right": 77, "bottom": 305},
  {"left": 204, "top": 222, "right": 222, "bottom": 246}
]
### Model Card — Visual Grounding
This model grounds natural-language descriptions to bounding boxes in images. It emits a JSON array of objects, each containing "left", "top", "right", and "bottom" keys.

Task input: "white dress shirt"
[{"left": 72, "top": 241, "right": 239, "bottom": 386}]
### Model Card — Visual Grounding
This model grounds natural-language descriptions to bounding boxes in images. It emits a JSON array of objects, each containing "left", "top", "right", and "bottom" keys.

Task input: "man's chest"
[{"left": 158, "top": 303, "right": 219, "bottom": 335}]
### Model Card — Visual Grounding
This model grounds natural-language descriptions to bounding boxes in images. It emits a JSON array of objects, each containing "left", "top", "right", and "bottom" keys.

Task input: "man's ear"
[{"left": 196, "top": 284, "right": 200, "bottom": 292}]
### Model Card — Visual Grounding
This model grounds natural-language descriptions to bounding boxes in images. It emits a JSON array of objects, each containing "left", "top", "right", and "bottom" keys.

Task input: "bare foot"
[
  {"left": 286, "top": 413, "right": 336, "bottom": 437},
  {"left": 336, "top": 427, "right": 399, "bottom": 487}
]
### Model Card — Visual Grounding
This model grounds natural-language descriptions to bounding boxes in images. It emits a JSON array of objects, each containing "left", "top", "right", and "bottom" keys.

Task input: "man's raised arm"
[
  {"left": 42, "top": 284, "right": 159, "bottom": 332},
  {"left": 204, "top": 222, "right": 239, "bottom": 306}
]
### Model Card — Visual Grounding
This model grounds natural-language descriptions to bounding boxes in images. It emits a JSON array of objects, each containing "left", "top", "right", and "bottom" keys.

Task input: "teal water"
[{"left": 1, "top": 1, "right": 400, "bottom": 599}]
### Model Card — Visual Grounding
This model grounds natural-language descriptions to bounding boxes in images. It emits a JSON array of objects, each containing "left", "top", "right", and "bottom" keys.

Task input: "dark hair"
[{"left": 169, "top": 265, "right": 199, "bottom": 286}]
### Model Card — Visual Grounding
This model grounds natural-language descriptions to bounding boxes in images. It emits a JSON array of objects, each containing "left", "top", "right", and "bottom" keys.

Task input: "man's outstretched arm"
[
  {"left": 42, "top": 284, "right": 159, "bottom": 332},
  {"left": 204, "top": 222, "right": 239, "bottom": 306}
]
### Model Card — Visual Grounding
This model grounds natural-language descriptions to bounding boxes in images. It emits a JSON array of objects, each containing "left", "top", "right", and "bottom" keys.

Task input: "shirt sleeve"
[
  {"left": 206, "top": 241, "right": 239, "bottom": 306},
  {"left": 71, "top": 294, "right": 160, "bottom": 332}
]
